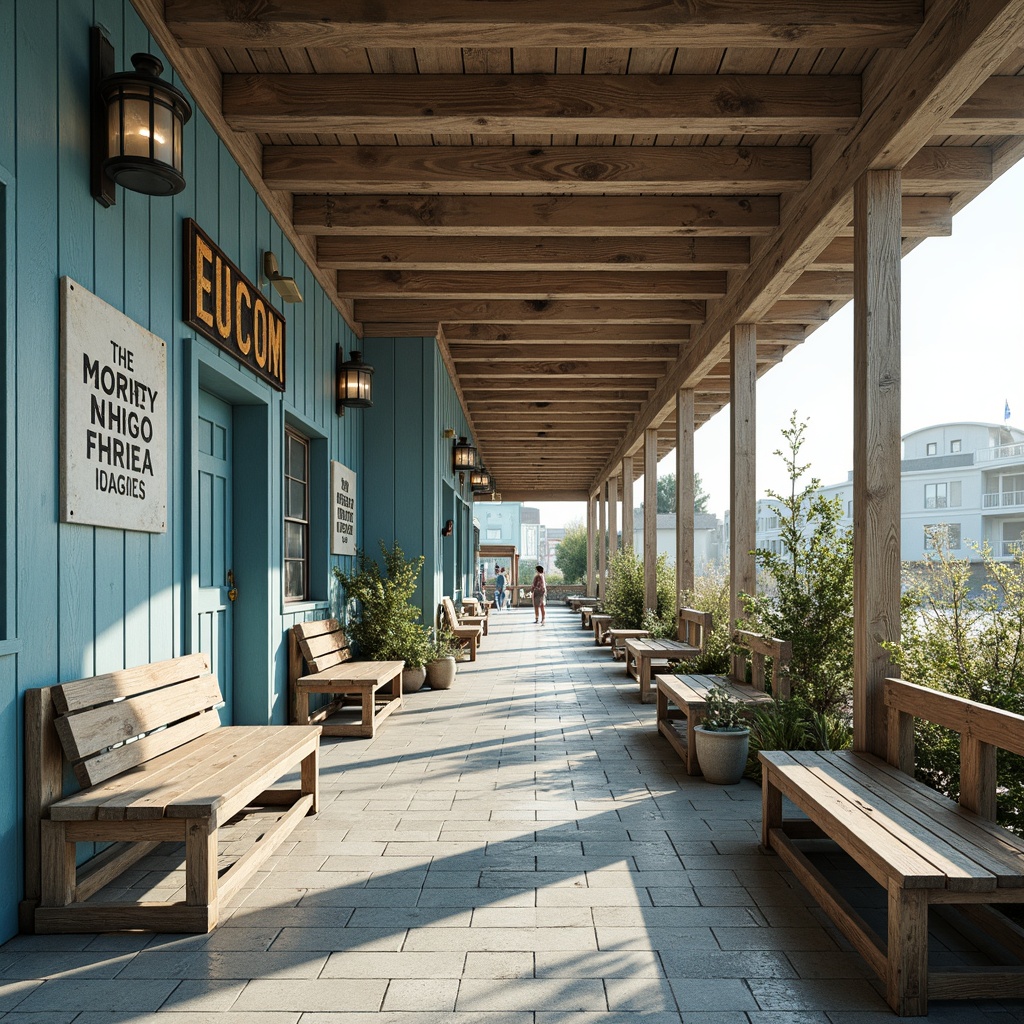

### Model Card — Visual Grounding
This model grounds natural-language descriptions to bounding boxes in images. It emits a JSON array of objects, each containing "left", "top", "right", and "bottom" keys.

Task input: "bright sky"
[{"left": 533, "top": 157, "right": 1024, "bottom": 528}]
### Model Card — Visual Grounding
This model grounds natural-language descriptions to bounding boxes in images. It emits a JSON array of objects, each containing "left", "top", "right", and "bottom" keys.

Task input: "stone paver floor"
[{"left": 2, "top": 602, "right": 1023, "bottom": 1022}]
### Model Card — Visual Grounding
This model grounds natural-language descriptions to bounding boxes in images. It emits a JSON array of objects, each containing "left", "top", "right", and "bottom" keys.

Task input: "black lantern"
[
  {"left": 336, "top": 347, "right": 374, "bottom": 413},
  {"left": 452, "top": 437, "right": 477, "bottom": 473},
  {"left": 470, "top": 467, "right": 492, "bottom": 492},
  {"left": 92, "top": 28, "right": 192, "bottom": 205}
]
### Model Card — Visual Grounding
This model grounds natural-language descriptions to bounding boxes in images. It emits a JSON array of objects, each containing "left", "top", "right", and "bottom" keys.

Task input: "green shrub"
[
  {"left": 744, "top": 696, "right": 851, "bottom": 781},
  {"left": 682, "top": 561, "right": 732, "bottom": 674},
  {"left": 604, "top": 547, "right": 675, "bottom": 632}
]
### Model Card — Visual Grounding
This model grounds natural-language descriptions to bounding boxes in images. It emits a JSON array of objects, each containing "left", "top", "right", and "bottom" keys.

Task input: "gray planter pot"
[
  {"left": 426, "top": 656, "right": 457, "bottom": 689},
  {"left": 400, "top": 666, "right": 427, "bottom": 693},
  {"left": 693, "top": 726, "right": 750, "bottom": 785}
]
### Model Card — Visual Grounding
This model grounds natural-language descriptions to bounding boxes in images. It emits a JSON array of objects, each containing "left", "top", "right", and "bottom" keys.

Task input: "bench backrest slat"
[
  {"left": 677, "top": 607, "right": 712, "bottom": 647},
  {"left": 441, "top": 597, "right": 460, "bottom": 630},
  {"left": 54, "top": 674, "right": 225, "bottom": 787},
  {"left": 52, "top": 652, "right": 210, "bottom": 714},
  {"left": 292, "top": 618, "right": 353, "bottom": 678},
  {"left": 733, "top": 629, "right": 792, "bottom": 697}
]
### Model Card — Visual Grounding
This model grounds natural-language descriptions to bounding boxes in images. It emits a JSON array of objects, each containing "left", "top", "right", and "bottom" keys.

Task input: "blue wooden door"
[{"left": 196, "top": 391, "right": 233, "bottom": 722}]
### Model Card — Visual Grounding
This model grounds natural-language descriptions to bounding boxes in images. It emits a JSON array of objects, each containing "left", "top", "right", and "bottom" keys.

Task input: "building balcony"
[
  {"left": 982, "top": 490, "right": 1024, "bottom": 511},
  {"left": 976, "top": 442, "right": 1024, "bottom": 465}
]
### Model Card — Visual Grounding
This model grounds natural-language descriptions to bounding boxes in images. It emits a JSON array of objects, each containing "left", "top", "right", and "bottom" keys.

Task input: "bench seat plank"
[{"left": 625, "top": 638, "right": 701, "bottom": 704}]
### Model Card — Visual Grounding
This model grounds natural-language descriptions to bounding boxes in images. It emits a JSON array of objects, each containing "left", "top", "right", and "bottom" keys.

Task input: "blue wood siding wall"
[{"left": 0, "top": 0, "right": 370, "bottom": 940}]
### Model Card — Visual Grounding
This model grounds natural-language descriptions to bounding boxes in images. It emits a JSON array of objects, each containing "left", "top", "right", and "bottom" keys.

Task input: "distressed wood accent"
[
  {"left": 644, "top": 427, "right": 659, "bottom": 612},
  {"left": 225, "top": 73, "right": 861, "bottom": 135},
  {"left": 621, "top": 455, "right": 635, "bottom": 551},
  {"left": 677, "top": 389, "right": 696, "bottom": 598},
  {"left": 854, "top": 169, "right": 902, "bottom": 759},
  {"left": 730, "top": 325, "right": 756, "bottom": 681},
  {"left": 295, "top": 194, "right": 781, "bottom": 237}
]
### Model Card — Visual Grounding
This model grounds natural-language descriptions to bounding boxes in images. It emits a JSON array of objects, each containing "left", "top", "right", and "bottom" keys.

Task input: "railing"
[
  {"left": 1001, "top": 540, "right": 1024, "bottom": 557},
  {"left": 976, "top": 442, "right": 1024, "bottom": 463},
  {"left": 982, "top": 490, "right": 1024, "bottom": 509},
  {"left": 924, "top": 496, "right": 948, "bottom": 509}
]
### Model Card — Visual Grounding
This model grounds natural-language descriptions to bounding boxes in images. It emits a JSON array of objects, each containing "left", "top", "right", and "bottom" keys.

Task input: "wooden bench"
[
  {"left": 447, "top": 595, "right": 488, "bottom": 636},
  {"left": 441, "top": 597, "right": 481, "bottom": 661},
  {"left": 289, "top": 619, "right": 404, "bottom": 738},
  {"left": 760, "top": 678, "right": 1024, "bottom": 1016},
  {"left": 607, "top": 627, "right": 650, "bottom": 661},
  {"left": 581, "top": 606, "right": 595, "bottom": 629},
  {"left": 462, "top": 597, "right": 492, "bottom": 625},
  {"left": 657, "top": 629, "right": 791, "bottom": 774},
  {"left": 22, "top": 653, "right": 320, "bottom": 934},
  {"left": 591, "top": 613, "right": 612, "bottom": 645},
  {"left": 568, "top": 596, "right": 599, "bottom": 611},
  {"left": 625, "top": 607, "right": 713, "bottom": 703}
]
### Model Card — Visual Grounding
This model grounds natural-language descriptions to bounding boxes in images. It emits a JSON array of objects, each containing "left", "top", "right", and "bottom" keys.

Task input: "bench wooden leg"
[
  {"left": 359, "top": 686, "right": 377, "bottom": 738},
  {"left": 887, "top": 882, "right": 929, "bottom": 1016},
  {"left": 40, "top": 820, "right": 75, "bottom": 906},
  {"left": 639, "top": 659, "right": 653, "bottom": 703},
  {"left": 468, "top": 637, "right": 477, "bottom": 662},
  {"left": 301, "top": 746, "right": 320, "bottom": 815},
  {"left": 761, "top": 770, "right": 782, "bottom": 850},
  {"left": 685, "top": 708, "right": 700, "bottom": 776}
]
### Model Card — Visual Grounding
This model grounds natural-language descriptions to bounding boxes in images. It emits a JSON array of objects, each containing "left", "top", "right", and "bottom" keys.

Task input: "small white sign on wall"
[
  {"left": 60, "top": 277, "right": 168, "bottom": 533},
  {"left": 331, "top": 460, "right": 357, "bottom": 556}
]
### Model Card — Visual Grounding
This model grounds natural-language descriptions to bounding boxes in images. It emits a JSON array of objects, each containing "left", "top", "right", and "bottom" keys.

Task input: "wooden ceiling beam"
[
  {"left": 318, "top": 235, "right": 752, "bottom": 271},
  {"left": 461, "top": 377, "right": 659, "bottom": 391},
  {"left": 166, "top": 0, "right": 923, "bottom": 49},
  {"left": 456, "top": 360, "right": 669, "bottom": 378},
  {"left": 338, "top": 270, "right": 728, "bottom": 300},
  {"left": 785, "top": 271, "right": 855, "bottom": 300},
  {"left": 836, "top": 196, "right": 952, "bottom": 237},
  {"left": 264, "top": 145, "right": 812, "bottom": 194},
  {"left": 225, "top": 73, "right": 861, "bottom": 135},
  {"left": 467, "top": 403, "right": 640, "bottom": 414},
  {"left": 949, "top": 76, "right": 1024, "bottom": 132},
  {"left": 449, "top": 343, "right": 680, "bottom": 360},
  {"left": 486, "top": 491, "right": 588, "bottom": 503},
  {"left": 353, "top": 299, "right": 706, "bottom": 324},
  {"left": 295, "top": 195, "right": 780, "bottom": 237},
  {"left": 442, "top": 324, "right": 691, "bottom": 343}
]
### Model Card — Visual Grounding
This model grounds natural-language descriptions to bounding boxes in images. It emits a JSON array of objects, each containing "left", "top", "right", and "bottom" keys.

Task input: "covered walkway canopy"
[{"left": 139, "top": 0, "right": 1024, "bottom": 750}]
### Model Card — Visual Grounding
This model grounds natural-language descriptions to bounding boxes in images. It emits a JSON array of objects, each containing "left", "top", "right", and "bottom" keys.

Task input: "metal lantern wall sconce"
[
  {"left": 91, "top": 27, "right": 193, "bottom": 207},
  {"left": 470, "top": 467, "right": 492, "bottom": 493},
  {"left": 452, "top": 436, "right": 478, "bottom": 486},
  {"left": 336, "top": 346, "right": 374, "bottom": 415}
]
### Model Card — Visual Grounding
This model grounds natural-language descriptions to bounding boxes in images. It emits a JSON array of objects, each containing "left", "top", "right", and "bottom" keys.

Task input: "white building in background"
[
  {"left": 632, "top": 510, "right": 724, "bottom": 575},
  {"left": 754, "top": 422, "right": 1024, "bottom": 565}
]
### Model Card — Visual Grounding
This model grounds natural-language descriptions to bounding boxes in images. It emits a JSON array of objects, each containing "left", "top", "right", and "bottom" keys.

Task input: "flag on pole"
[{"left": 1006, "top": 400, "right": 1012, "bottom": 422}]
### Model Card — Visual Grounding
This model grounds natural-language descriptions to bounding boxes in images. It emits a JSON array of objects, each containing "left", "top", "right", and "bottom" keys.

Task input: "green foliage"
[
  {"left": 744, "top": 696, "right": 852, "bottom": 781},
  {"left": 604, "top": 547, "right": 676, "bottom": 632},
  {"left": 333, "top": 540, "right": 431, "bottom": 667},
  {"left": 426, "top": 628, "right": 460, "bottom": 662},
  {"left": 701, "top": 687, "right": 747, "bottom": 731},
  {"left": 741, "top": 413, "right": 854, "bottom": 714},
  {"left": 681, "top": 561, "right": 732, "bottom": 674},
  {"left": 887, "top": 532, "right": 1024, "bottom": 835},
  {"left": 555, "top": 520, "right": 589, "bottom": 585},
  {"left": 648, "top": 472, "right": 710, "bottom": 515}
]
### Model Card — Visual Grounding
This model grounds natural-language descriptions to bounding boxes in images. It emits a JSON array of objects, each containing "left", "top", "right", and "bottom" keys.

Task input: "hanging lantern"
[
  {"left": 336, "top": 347, "right": 374, "bottom": 413},
  {"left": 470, "top": 467, "right": 492, "bottom": 492},
  {"left": 452, "top": 436, "right": 477, "bottom": 472}
]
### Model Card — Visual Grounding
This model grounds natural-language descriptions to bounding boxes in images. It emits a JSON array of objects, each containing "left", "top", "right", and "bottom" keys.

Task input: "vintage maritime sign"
[
  {"left": 60, "top": 278, "right": 168, "bottom": 533},
  {"left": 183, "top": 218, "right": 286, "bottom": 391},
  {"left": 331, "top": 461, "right": 357, "bottom": 556}
]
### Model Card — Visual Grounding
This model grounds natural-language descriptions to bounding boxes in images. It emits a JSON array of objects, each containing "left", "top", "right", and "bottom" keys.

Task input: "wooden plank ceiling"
[{"left": 143, "top": 0, "right": 1024, "bottom": 501}]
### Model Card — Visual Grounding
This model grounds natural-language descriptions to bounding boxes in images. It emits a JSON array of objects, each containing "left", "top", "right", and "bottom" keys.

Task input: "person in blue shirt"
[{"left": 494, "top": 566, "right": 507, "bottom": 610}]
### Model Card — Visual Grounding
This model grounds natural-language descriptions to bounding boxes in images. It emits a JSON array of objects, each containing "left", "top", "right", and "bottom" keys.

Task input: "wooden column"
[
  {"left": 586, "top": 494, "right": 596, "bottom": 596},
  {"left": 677, "top": 388, "right": 696, "bottom": 601},
  {"left": 644, "top": 427, "right": 659, "bottom": 612},
  {"left": 730, "top": 325, "right": 757, "bottom": 679},
  {"left": 608, "top": 476, "right": 619, "bottom": 560},
  {"left": 621, "top": 455, "right": 634, "bottom": 551},
  {"left": 854, "top": 169, "right": 902, "bottom": 758},
  {"left": 598, "top": 484, "right": 608, "bottom": 597}
]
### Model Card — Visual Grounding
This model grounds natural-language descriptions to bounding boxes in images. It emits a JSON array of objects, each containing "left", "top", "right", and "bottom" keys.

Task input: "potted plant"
[
  {"left": 425, "top": 629, "right": 459, "bottom": 689},
  {"left": 694, "top": 687, "right": 750, "bottom": 784},
  {"left": 333, "top": 540, "right": 432, "bottom": 693}
]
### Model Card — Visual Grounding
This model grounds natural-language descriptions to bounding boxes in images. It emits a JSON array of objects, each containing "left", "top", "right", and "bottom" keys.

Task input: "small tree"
[
  {"left": 555, "top": 520, "right": 589, "bottom": 584},
  {"left": 741, "top": 413, "right": 854, "bottom": 714},
  {"left": 652, "top": 472, "right": 710, "bottom": 515},
  {"left": 604, "top": 547, "right": 676, "bottom": 634}
]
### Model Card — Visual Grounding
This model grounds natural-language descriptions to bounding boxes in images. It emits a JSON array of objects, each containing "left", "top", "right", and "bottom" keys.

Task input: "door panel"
[{"left": 196, "top": 391, "right": 233, "bottom": 722}]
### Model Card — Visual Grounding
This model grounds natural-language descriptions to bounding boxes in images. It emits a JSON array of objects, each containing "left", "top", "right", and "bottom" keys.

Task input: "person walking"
[
  {"left": 531, "top": 564, "right": 547, "bottom": 624},
  {"left": 494, "top": 566, "right": 507, "bottom": 611}
]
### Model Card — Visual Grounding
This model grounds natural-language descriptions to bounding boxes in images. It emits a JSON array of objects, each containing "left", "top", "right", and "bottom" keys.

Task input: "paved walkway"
[{"left": 1, "top": 604, "right": 1022, "bottom": 1022}]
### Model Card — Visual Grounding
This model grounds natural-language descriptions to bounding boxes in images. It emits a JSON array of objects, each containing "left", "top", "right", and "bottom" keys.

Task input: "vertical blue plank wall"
[{"left": 0, "top": 0, "right": 391, "bottom": 940}]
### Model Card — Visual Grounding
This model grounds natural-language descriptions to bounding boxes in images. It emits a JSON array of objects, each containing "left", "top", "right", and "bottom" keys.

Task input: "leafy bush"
[
  {"left": 604, "top": 547, "right": 675, "bottom": 632},
  {"left": 555, "top": 520, "right": 589, "bottom": 585},
  {"left": 887, "top": 531, "right": 1024, "bottom": 835},
  {"left": 333, "top": 540, "right": 431, "bottom": 667},
  {"left": 701, "top": 686, "right": 746, "bottom": 730},
  {"left": 744, "top": 696, "right": 851, "bottom": 781},
  {"left": 741, "top": 414, "right": 853, "bottom": 714},
  {"left": 682, "top": 561, "right": 732, "bottom": 674}
]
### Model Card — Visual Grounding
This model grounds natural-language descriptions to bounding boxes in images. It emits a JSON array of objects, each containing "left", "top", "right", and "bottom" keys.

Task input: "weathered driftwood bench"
[
  {"left": 625, "top": 607, "right": 713, "bottom": 704},
  {"left": 441, "top": 597, "right": 481, "bottom": 661},
  {"left": 23, "top": 653, "right": 320, "bottom": 934},
  {"left": 289, "top": 619, "right": 404, "bottom": 738},
  {"left": 761, "top": 678, "right": 1024, "bottom": 1016},
  {"left": 657, "top": 629, "right": 791, "bottom": 774}
]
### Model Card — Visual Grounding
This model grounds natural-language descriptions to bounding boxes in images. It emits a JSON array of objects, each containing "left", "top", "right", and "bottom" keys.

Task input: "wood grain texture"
[
  {"left": 644, "top": 427, "right": 659, "bottom": 612},
  {"left": 730, "top": 325, "right": 757, "bottom": 679},
  {"left": 676, "top": 389, "right": 696, "bottom": 597}
]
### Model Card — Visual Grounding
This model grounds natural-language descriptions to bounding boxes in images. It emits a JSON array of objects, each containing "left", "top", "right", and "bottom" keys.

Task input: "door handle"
[{"left": 226, "top": 569, "right": 238, "bottom": 603}]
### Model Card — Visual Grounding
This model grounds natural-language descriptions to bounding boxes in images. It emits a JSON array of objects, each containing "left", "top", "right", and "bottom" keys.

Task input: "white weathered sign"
[
  {"left": 60, "top": 277, "right": 168, "bottom": 533},
  {"left": 331, "top": 460, "right": 357, "bottom": 556}
]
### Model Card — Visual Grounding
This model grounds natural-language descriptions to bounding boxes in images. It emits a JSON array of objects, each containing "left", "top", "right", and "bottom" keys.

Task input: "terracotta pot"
[
  {"left": 400, "top": 665, "right": 427, "bottom": 693},
  {"left": 426, "top": 656, "right": 457, "bottom": 689},
  {"left": 693, "top": 726, "right": 750, "bottom": 785}
]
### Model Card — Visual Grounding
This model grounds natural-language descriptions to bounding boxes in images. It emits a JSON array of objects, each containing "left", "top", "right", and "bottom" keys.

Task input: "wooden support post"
[
  {"left": 608, "top": 476, "right": 618, "bottom": 560},
  {"left": 644, "top": 427, "right": 659, "bottom": 612},
  {"left": 730, "top": 325, "right": 757, "bottom": 680},
  {"left": 621, "top": 455, "right": 634, "bottom": 551},
  {"left": 587, "top": 494, "right": 596, "bottom": 596},
  {"left": 853, "top": 168, "right": 902, "bottom": 758},
  {"left": 598, "top": 485, "right": 608, "bottom": 598},
  {"left": 886, "top": 882, "right": 929, "bottom": 1016},
  {"left": 677, "top": 388, "right": 696, "bottom": 600}
]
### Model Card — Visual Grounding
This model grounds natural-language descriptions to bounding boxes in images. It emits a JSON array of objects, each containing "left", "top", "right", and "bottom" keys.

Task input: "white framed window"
[
  {"left": 284, "top": 428, "right": 309, "bottom": 602},
  {"left": 924, "top": 482, "right": 947, "bottom": 509},
  {"left": 925, "top": 523, "right": 961, "bottom": 550},
  {"left": 926, "top": 442, "right": 938, "bottom": 455},
  {"left": 486, "top": 528, "right": 501, "bottom": 540},
  {"left": 950, "top": 439, "right": 961, "bottom": 453},
  {"left": 949, "top": 480, "right": 962, "bottom": 507}
]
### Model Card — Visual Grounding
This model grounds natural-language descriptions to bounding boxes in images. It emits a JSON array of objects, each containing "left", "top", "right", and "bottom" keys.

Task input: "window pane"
[
  {"left": 950, "top": 481, "right": 962, "bottom": 507},
  {"left": 285, "top": 521, "right": 305, "bottom": 559},
  {"left": 287, "top": 479, "right": 306, "bottom": 520},
  {"left": 284, "top": 559, "right": 304, "bottom": 599},
  {"left": 287, "top": 435, "right": 306, "bottom": 479}
]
